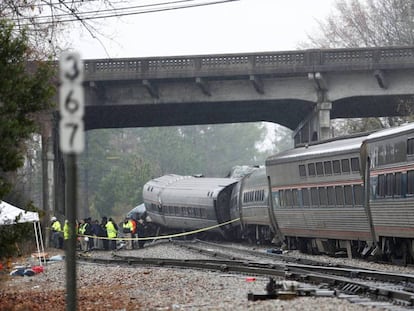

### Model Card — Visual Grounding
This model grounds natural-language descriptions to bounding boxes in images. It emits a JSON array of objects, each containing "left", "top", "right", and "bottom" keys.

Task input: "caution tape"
[{"left": 77, "top": 218, "right": 240, "bottom": 241}]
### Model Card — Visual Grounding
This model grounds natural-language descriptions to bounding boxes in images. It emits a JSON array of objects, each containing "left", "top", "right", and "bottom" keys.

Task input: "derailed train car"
[
  {"left": 229, "top": 167, "right": 272, "bottom": 243},
  {"left": 143, "top": 174, "right": 239, "bottom": 237}
]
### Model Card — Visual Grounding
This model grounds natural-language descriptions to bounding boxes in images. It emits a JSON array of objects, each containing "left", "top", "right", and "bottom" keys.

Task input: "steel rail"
[
  {"left": 77, "top": 253, "right": 414, "bottom": 306},
  {"left": 181, "top": 240, "right": 414, "bottom": 286}
]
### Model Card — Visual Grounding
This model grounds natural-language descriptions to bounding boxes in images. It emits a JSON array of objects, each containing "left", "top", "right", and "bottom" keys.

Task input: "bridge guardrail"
[{"left": 83, "top": 46, "right": 414, "bottom": 82}]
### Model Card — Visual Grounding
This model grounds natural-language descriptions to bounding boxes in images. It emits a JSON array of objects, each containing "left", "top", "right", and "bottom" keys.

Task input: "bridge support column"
[
  {"left": 317, "top": 101, "right": 332, "bottom": 141},
  {"left": 41, "top": 114, "right": 55, "bottom": 248},
  {"left": 293, "top": 101, "right": 332, "bottom": 145}
]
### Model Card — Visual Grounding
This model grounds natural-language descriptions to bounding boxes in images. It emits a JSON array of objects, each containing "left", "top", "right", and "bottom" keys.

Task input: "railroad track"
[{"left": 78, "top": 240, "right": 414, "bottom": 309}]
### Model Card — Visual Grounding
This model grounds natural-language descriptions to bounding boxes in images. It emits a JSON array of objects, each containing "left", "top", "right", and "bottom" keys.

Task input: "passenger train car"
[
  {"left": 142, "top": 123, "right": 414, "bottom": 263},
  {"left": 265, "top": 133, "right": 373, "bottom": 255},
  {"left": 143, "top": 174, "right": 239, "bottom": 237},
  {"left": 229, "top": 167, "right": 272, "bottom": 243},
  {"left": 361, "top": 124, "right": 414, "bottom": 262}
]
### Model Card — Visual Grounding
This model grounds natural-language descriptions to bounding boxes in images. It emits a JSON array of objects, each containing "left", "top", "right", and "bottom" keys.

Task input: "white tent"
[{"left": 0, "top": 200, "right": 46, "bottom": 266}]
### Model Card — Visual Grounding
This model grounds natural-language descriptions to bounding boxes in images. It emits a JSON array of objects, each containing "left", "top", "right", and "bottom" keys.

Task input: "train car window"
[
  {"left": 319, "top": 187, "right": 328, "bottom": 207},
  {"left": 395, "top": 172, "right": 402, "bottom": 196},
  {"left": 341, "top": 159, "right": 350, "bottom": 173},
  {"left": 344, "top": 185, "right": 353, "bottom": 206},
  {"left": 407, "top": 138, "right": 414, "bottom": 155},
  {"left": 201, "top": 209, "right": 207, "bottom": 219},
  {"left": 407, "top": 170, "right": 414, "bottom": 195},
  {"left": 302, "top": 189, "right": 310, "bottom": 207},
  {"left": 335, "top": 186, "right": 344, "bottom": 206},
  {"left": 316, "top": 162, "right": 324, "bottom": 176},
  {"left": 311, "top": 188, "right": 319, "bottom": 206},
  {"left": 194, "top": 208, "right": 200, "bottom": 217},
  {"left": 278, "top": 190, "right": 285, "bottom": 207},
  {"left": 327, "top": 186, "right": 336, "bottom": 205},
  {"left": 286, "top": 190, "right": 293, "bottom": 207},
  {"left": 351, "top": 157, "right": 360, "bottom": 172},
  {"left": 324, "top": 161, "right": 333, "bottom": 175},
  {"left": 333, "top": 160, "right": 341, "bottom": 174},
  {"left": 354, "top": 185, "right": 363, "bottom": 205},
  {"left": 187, "top": 207, "right": 193, "bottom": 216},
  {"left": 292, "top": 189, "right": 299, "bottom": 207},
  {"left": 308, "top": 163, "right": 316, "bottom": 177},
  {"left": 261, "top": 190, "right": 265, "bottom": 201},
  {"left": 299, "top": 165, "right": 307, "bottom": 177},
  {"left": 386, "top": 174, "right": 395, "bottom": 197},
  {"left": 182, "top": 207, "right": 187, "bottom": 216},
  {"left": 174, "top": 206, "right": 179, "bottom": 215},
  {"left": 377, "top": 174, "right": 386, "bottom": 197}
]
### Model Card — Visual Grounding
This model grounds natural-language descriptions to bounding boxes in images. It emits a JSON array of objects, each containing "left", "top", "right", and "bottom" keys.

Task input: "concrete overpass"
[
  {"left": 82, "top": 46, "right": 414, "bottom": 144},
  {"left": 44, "top": 46, "right": 414, "bottom": 218}
]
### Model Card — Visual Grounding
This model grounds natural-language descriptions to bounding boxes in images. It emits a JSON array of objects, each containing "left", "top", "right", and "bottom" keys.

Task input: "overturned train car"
[{"left": 142, "top": 174, "right": 239, "bottom": 237}]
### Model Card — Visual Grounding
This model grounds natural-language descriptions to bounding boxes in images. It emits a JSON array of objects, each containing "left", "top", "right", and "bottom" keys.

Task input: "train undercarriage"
[
  {"left": 284, "top": 236, "right": 414, "bottom": 265},
  {"left": 230, "top": 224, "right": 273, "bottom": 245}
]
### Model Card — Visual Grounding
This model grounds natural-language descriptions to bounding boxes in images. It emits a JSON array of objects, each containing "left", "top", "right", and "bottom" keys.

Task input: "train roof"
[
  {"left": 144, "top": 174, "right": 239, "bottom": 191},
  {"left": 364, "top": 122, "right": 414, "bottom": 142},
  {"left": 266, "top": 135, "right": 368, "bottom": 165}
]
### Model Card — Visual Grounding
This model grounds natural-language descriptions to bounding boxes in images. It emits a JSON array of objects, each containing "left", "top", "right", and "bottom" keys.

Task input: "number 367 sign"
[{"left": 59, "top": 52, "right": 84, "bottom": 154}]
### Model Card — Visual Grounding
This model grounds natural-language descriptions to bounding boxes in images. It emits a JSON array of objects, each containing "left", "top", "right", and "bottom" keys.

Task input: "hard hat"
[{"left": 51, "top": 216, "right": 57, "bottom": 221}]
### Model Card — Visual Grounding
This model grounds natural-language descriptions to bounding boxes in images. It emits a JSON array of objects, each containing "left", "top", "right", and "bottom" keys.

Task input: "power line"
[
  {"left": 18, "top": 0, "right": 204, "bottom": 21},
  {"left": 12, "top": 0, "right": 240, "bottom": 25}
]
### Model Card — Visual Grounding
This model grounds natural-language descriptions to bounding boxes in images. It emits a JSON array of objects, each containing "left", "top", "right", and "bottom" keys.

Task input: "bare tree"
[
  {"left": 0, "top": 0, "right": 241, "bottom": 58},
  {"left": 305, "top": 0, "right": 414, "bottom": 48},
  {"left": 302, "top": 0, "right": 414, "bottom": 135},
  {"left": 0, "top": 0, "right": 119, "bottom": 57}
]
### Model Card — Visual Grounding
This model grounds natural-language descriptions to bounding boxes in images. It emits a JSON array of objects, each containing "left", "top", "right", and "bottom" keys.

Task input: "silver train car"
[
  {"left": 229, "top": 167, "right": 273, "bottom": 243},
  {"left": 266, "top": 123, "right": 414, "bottom": 262},
  {"left": 142, "top": 174, "right": 238, "bottom": 236},
  {"left": 265, "top": 133, "right": 372, "bottom": 256},
  {"left": 361, "top": 123, "right": 414, "bottom": 262}
]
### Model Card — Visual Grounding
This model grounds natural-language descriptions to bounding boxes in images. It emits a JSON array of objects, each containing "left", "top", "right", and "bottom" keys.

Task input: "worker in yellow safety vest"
[
  {"left": 51, "top": 216, "right": 63, "bottom": 249},
  {"left": 122, "top": 217, "right": 134, "bottom": 250},
  {"left": 63, "top": 220, "right": 69, "bottom": 249},
  {"left": 105, "top": 218, "right": 118, "bottom": 250}
]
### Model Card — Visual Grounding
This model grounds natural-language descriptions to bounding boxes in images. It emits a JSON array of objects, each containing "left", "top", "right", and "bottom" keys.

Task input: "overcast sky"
[{"left": 69, "top": 0, "right": 336, "bottom": 59}]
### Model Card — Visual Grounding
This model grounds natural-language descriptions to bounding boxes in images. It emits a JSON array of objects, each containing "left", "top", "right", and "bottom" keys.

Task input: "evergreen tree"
[{"left": 0, "top": 19, "right": 55, "bottom": 198}]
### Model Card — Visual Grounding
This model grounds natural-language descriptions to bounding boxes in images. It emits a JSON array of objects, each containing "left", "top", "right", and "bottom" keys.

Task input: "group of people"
[{"left": 50, "top": 215, "right": 148, "bottom": 251}]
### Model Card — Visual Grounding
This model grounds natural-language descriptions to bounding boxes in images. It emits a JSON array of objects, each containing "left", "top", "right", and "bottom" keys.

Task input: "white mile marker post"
[{"left": 59, "top": 52, "right": 84, "bottom": 311}]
